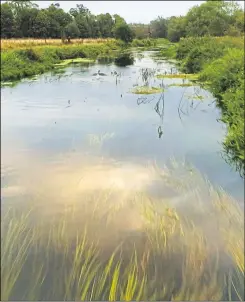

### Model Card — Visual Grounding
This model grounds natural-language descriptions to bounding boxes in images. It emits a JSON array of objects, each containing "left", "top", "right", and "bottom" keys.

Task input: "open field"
[{"left": 1, "top": 38, "right": 115, "bottom": 50}]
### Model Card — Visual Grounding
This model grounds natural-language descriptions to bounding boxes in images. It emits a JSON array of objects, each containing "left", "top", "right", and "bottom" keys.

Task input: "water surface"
[{"left": 1, "top": 51, "right": 244, "bottom": 202}]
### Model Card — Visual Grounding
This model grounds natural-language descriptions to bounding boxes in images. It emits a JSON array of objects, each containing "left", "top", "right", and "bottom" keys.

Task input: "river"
[{"left": 1, "top": 51, "right": 243, "bottom": 202}]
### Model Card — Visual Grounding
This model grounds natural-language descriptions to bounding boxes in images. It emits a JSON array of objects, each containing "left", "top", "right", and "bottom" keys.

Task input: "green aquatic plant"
[
  {"left": 168, "top": 83, "right": 194, "bottom": 87},
  {"left": 54, "top": 58, "right": 95, "bottom": 66},
  {"left": 1, "top": 160, "right": 244, "bottom": 301},
  {"left": 131, "top": 86, "right": 163, "bottom": 94},
  {"left": 114, "top": 52, "right": 134, "bottom": 66},
  {"left": 156, "top": 73, "right": 199, "bottom": 80}
]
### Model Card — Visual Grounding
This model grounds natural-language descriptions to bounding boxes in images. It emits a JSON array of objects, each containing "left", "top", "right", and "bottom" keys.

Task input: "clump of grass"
[{"left": 131, "top": 86, "right": 163, "bottom": 94}]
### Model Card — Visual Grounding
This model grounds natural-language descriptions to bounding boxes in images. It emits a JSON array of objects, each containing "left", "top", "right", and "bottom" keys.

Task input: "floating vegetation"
[
  {"left": 168, "top": 83, "right": 194, "bottom": 88},
  {"left": 54, "top": 58, "right": 95, "bottom": 67},
  {"left": 131, "top": 86, "right": 163, "bottom": 95},
  {"left": 156, "top": 73, "right": 199, "bottom": 80},
  {"left": 1, "top": 81, "right": 19, "bottom": 88}
]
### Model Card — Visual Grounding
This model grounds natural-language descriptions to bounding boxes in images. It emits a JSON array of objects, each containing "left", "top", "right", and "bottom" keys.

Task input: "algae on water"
[
  {"left": 156, "top": 73, "right": 199, "bottom": 80},
  {"left": 54, "top": 58, "right": 95, "bottom": 67},
  {"left": 131, "top": 86, "right": 163, "bottom": 94}
]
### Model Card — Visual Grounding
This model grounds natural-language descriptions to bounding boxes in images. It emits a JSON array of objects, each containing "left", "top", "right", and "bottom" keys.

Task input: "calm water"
[{"left": 1, "top": 51, "right": 244, "bottom": 202}]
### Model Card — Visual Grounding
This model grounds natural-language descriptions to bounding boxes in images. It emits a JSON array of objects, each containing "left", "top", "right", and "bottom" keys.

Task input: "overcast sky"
[{"left": 34, "top": 1, "right": 207, "bottom": 23}]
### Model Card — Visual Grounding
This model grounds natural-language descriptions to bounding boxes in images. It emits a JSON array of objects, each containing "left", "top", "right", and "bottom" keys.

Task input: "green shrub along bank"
[
  {"left": 1, "top": 42, "right": 122, "bottom": 82},
  {"left": 1, "top": 39, "right": 157, "bottom": 82},
  {"left": 164, "top": 36, "right": 244, "bottom": 176}
]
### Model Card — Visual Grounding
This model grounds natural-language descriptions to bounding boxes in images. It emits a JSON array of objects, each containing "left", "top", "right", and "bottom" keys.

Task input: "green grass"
[
  {"left": 131, "top": 86, "right": 163, "bottom": 94},
  {"left": 1, "top": 161, "right": 244, "bottom": 301}
]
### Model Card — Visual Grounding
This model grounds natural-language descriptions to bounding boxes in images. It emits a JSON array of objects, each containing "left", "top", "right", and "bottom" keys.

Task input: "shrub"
[{"left": 114, "top": 52, "right": 134, "bottom": 66}]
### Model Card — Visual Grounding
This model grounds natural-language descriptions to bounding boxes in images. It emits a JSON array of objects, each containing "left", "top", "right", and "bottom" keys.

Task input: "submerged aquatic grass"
[{"left": 1, "top": 160, "right": 244, "bottom": 301}]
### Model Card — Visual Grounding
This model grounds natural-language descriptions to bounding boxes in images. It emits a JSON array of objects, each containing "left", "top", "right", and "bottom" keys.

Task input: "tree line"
[{"left": 1, "top": 0, "right": 244, "bottom": 41}]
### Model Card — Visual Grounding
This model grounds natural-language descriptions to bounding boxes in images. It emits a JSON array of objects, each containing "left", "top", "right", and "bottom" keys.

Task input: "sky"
[{"left": 33, "top": 1, "right": 206, "bottom": 23}]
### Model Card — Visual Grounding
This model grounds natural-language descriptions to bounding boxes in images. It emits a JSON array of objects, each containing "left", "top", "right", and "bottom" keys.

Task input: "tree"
[
  {"left": 114, "top": 23, "right": 134, "bottom": 43},
  {"left": 33, "top": 9, "right": 50, "bottom": 38},
  {"left": 167, "top": 16, "right": 187, "bottom": 42},
  {"left": 69, "top": 4, "right": 90, "bottom": 18},
  {"left": 97, "top": 13, "right": 114, "bottom": 37},
  {"left": 15, "top": 7, "right": 39, "bottom": 37},
  {"left": 185, "top": 0, "right": 241, "bottom": 37},
  {"left": 129, "top": 23, "right": 149, "bottom": 39},
  {"left": 64, "top": 21, "right": 80, "bottom": 39},
  {"left": 150, "top": 17, "right": 168, "bottom": 38},
  {"left": 1, "top": 3, "right": 15, "bottom": 38}
]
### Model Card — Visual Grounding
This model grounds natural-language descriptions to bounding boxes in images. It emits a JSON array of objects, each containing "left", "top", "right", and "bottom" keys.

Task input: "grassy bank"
[
  {"left": 159, "top": 36, "right": 244, "bottom": 176},
  {"left": 1, "top": 38, "right": 156, "bottom": 83},
  {"left": 1, "top": 41, "right": 122, "bottom": 82},
  {"left": 1, "top": 161, "right": 244, "bottom": 301}
]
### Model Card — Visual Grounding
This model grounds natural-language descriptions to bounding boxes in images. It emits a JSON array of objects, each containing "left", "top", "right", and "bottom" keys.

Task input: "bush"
[
  {"left": 114, "top": 52, "right": 134, "bottom": 66},
  {"left": 114, "top": 24, "right": 135, "bottom": 43},
  {"left": 200, "top": 48, "right": 244, "bottom": 97}
]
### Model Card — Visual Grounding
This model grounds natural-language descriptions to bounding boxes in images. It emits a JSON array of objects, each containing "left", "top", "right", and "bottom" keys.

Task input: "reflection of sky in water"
[{"left": 1, "top": 52, "right": 244, "bottom": 201}]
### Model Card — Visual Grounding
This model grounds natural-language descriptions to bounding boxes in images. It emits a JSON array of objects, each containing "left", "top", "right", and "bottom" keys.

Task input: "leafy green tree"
[
  {"left": 16, "top": 7, "right": 39, "bottom": 37},
  {"left": 129, "top": 23, "right": 149, "bottom": 39},
  {"left": 167, "top": 16, "right": 187, "bottom": 42},
  {"left": 69, "top": 4, "right": 90, "bottom": 18},
  {"left": 114, "top": 23, "right": 134, "bottom": 43},
  {"left": 97, "top": 13, "right": 114, "bottom": 37},
  {"left": 75, "top": 14, "right": 91, "bottom": 38},
  {"left": 185, "top": 0, "right": 241, "bottom": 37},
  {"left": 150, "top": 17, "right": 168, "bottom": 38},
  {"left": 33, "top": 9, "right": 50, "bottom": 38},
  {"left": 1, "top": 3, "right": 15, "bottom": 38},
  {"left": 64, "top": 21, "right": 80, "bottom": 39}
]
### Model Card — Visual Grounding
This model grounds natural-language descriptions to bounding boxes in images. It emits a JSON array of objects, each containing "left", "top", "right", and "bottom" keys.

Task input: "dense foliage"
[{"left": 1, "top": 1, "right": 243, "bottom": 40}]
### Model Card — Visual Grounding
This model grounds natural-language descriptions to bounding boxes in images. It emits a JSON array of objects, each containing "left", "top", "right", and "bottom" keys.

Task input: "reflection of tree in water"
[{"left": 154, "top": 88, "right": 165, "bottom": 139}]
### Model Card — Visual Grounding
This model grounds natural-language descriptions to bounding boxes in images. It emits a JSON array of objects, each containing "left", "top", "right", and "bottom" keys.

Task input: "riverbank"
[
  {"left": 1, "top": 41, "right": 121, "bottom": 82},
  {"left": 1, "top": 38, "right": 156, "bottom": 83},
  {"left": 158, "top": 36, "right": 244, "bottom": 176}
]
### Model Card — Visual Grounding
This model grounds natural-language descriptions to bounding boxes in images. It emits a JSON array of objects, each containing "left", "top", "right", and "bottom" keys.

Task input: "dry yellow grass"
[{"left": 1, "top": 38, "right": 115, "bottom": 50}]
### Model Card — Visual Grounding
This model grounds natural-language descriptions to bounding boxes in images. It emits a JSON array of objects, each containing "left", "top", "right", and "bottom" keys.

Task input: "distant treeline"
[{"left": 1, "top": 0, "right": 244, "bottom": 40}]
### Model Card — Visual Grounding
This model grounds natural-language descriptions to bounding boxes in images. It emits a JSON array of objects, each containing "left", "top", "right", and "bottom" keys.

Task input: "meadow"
[{"left": 0, "top": 38, "right": 115, "bottom": 50}]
